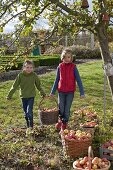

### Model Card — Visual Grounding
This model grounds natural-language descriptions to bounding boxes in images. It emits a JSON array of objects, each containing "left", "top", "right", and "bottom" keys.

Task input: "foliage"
[
  {"left": 0, "top": 54, "right": 60, "bottom": 71},
  {"left": 0, "top": 46, "right": 102, "bottom": 72},
  {"left": 0, "top": 0, "right": 113, "bottom": 51},
  {"left": 44, "top": 45, "right": 64, "bottom": 55},
  {"left": 44, "top": 45, "right": 101, "bottom": 59}
]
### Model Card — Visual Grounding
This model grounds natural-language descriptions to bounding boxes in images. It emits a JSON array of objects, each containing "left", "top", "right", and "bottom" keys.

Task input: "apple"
[
  {"left": 64, "top": 134, "right": 73, "bottom": 140},
  {"left": 70, "top": 130, "right": 75, "bottom": 134},
  {"left": 110, "top": 139, "right": 113, "bottom": 144},
  {"left": 102, "top": 158, "right": 109, "bottom": 162},
  {"left": 104, "top": 142, "right": 111, "bottom": 147},
  {"left": 69, "top": 133, "right": 76, "bottom": 139},
  {"left": 101, "top": 161, "right": 106, "bottom": 167},
  {"left": 82, "top": 132, "right": 86, "bottom": 135},
  {"left": 83, "top": 156, "right": 88, "bottom": 163},
  {"left": 80, "top": 159, "right": 85, "bottom": 165},
  {"left": 77, "top": 133, "right": 83, "bottom": 138},
  {"left": 92, "top": 164, "right": 98, "bottom": 169},
  {"left": 108, "top": 146, "right": 113, "bottom": 150},
  {"left": 63, "top": 129, "right": 69, "bottom": 134},
  {"left": 86, "top": 133, "right": 92, "bottom": 138},
  {"left": 76, "top": 130, "right": 82, "bottom": 134},
  {"left": 92, "top": 157, "right": 99, "bottom": 164},
  {"left": 73, "top": 160, "right": 81, "bottom": 167}
]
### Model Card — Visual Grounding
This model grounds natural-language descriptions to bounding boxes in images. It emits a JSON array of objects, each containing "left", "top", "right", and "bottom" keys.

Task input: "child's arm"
[
  {"left": 50, "top": 66, "right": 60, "bottom": 95},
  {"left": 74, "top": 67, "right": 85, "bottom": 97},
  {"left": 6, "top": 74, "right": 20, "bottom": 99},
  {"left": 35, "top": 75, "right": 46, "bottom": 97}
]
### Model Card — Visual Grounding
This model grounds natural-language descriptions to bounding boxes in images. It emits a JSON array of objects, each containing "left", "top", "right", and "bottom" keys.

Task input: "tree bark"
[{"left": 97, "top": 24, "right": 113, "bottom": 101}]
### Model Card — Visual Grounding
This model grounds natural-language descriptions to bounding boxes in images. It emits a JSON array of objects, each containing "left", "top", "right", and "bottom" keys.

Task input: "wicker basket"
[
  {"left": 38, "top": 96, "right": 59, "bottom": 125},
  {"left": 61, "top": 131, "right": 92, "bottom": 158},
  {"left": 73, "top": 146, "right": 111, "bottom": 170}
]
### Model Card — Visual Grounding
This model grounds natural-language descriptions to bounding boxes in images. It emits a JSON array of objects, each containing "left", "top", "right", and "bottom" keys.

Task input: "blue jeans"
[
  {"left": 22, "top": 97, "right": 34, "bottom": 128},
  {"left": 58, "top": 92, "right": 74, "bottom": 123}
]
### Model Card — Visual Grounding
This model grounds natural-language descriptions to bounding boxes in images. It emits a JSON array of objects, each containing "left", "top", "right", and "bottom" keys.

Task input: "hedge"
[{"left": 0, "top": 46, "right": 102, "bottom": 71}]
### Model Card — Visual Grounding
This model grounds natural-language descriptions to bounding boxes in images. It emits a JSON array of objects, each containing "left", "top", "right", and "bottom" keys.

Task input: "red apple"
[
  {"left": 73, "top": 160, "right": 81, "bottom": 167},
  {"left": 83, "top": 156, "right": 88, "bottom": 163},
  {"left": 80, "top": 159, "right": 85, "bottom": 165},
  {"left": 92, "top": 157, "right": 99, "bottom": 165}
]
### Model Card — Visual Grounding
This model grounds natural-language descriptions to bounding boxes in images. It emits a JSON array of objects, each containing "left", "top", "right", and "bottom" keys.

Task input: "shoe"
[
  {"left": 26, "top": 127, "right": 34, "bottom": 137},
  {"left": 26, "top": 128, "right": 31, "bottom": 137},
  {"left": 55, "top": 119, "right": 62, "bottom": 130},
  {"left": 61, "top": 123, "right": 67, "bottom": 131},
  {"left": 29, "top": 127, "right": 34, "bottom": 134}
]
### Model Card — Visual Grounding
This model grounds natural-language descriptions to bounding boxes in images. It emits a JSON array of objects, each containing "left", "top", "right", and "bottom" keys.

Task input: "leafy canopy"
[{"left": 0, "top": 0, "right": 113, "bottom": 36}]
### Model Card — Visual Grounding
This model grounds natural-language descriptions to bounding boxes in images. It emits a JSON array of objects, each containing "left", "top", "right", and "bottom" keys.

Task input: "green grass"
[{"left": 0, "top": 60, "right": 113, "bottom": 169}]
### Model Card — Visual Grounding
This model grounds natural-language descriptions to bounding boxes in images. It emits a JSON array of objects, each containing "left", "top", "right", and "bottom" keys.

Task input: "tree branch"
[
  {"left": 0, "top": 0, "right": 19, "bottom": 18},
  {"left": 50, "top": 0, "right": 78, "bottom": 16}
]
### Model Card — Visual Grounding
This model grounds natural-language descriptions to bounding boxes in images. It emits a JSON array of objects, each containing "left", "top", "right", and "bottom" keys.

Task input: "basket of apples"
[
  {"left": 75, "top": 108, "right": 97, "bottom": 119},
  {"left": 61, "top": 129, "right": 92, "bottom": 158},
  {"left": 73, "top": 146, "right": 111, "bottom": 170},
  {"left": 38, "top": 96, "right": 59, "bottom": 125},
  {"left": 80, "top": 121, "right": 98, "bottom": 137},
  {"left": 100, "top": 140, "right": 113, "bottom": 161}
]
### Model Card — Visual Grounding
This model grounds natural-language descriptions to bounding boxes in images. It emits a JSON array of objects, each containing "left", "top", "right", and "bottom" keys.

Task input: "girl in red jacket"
[{"left": 50, "top": 49, "right": 85, "bottom": 131}]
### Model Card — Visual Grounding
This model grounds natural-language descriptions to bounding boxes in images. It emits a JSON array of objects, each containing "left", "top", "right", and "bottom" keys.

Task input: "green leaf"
[{"left": 0, "top": 27, "right": 3, "bottom": 32}]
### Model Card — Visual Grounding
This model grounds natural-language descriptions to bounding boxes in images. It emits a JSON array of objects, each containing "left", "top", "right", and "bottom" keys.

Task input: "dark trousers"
[
  {"left": 58, "top": 92, "right": 74, "bottom": 123},
  {"left": 22, "top": 97, "right": 34, "bottom": 128}
]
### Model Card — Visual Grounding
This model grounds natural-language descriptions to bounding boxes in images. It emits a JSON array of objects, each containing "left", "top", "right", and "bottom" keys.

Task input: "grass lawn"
[{"left": 0, "top": 60, "right": 113, "bottom": 170}]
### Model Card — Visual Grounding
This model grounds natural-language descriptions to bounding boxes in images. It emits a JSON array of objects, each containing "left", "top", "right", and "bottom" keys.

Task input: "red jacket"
[{"left": 58, "top": 62, "right": 76, "bottom": 92}]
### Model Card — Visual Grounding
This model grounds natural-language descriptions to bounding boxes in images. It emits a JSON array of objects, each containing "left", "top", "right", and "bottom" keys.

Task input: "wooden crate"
[{"left": 99, "top": 147, "right": 113, "bottom": 161}]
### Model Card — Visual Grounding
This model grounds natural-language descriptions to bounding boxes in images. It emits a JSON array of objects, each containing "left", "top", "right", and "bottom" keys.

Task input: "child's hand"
[
  {"left": 80, "top": 95, "right": 85, "bottom": 99},
  {"left": 49, "top": 93, "right": 54, "bottom": 97}
]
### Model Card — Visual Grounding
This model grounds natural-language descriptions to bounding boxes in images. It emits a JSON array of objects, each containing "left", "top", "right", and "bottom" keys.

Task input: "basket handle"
[
  {"left": 38, "top": 95, "right": 59, "bottom": 110},
  {"left": 88, "top": 146, "right": 93, "bottom": 170}
]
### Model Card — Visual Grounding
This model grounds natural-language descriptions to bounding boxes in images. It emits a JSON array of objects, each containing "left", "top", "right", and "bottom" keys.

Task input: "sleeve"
[
  {"left": 51, "top": 66, "right": 60, "bottom": 94},
  {"left": 74, "top": 67, "right": 85, "bottom": 96},
  {"left": 35, "top": 74, "right": 46, "bottom": 97},
  {"left": 7, "top": 74, "right": 20, "bottom": 99}
]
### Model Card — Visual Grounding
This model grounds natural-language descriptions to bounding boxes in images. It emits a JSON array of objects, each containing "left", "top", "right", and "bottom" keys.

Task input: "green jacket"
[{"left": 7, "top": 71, "right": 45, "bottom": 99}]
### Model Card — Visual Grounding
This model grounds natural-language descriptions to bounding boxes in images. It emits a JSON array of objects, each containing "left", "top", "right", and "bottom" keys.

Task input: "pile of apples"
[
  {"left": 80, "top": 121, "right": 98, "bottom": 128},
  {"left": 63, "top": 129, "right": 92, "bottom": 141},
  {"left": 75, "top": 108, "right": 97, "bottom": 118},
  {"left": 42, "top": 107, "right": 57, "bottom": 112},
  {"left": 73, "top": 157, "right": 110, "bottom": 170},
  {"left": 102, "top": 140, "right": 113, "bottom": 156}
]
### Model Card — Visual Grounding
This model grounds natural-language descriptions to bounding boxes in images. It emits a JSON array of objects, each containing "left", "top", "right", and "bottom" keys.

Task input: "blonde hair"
[{"left": 61, "top": 49, "right": 73, "bottom": 61}]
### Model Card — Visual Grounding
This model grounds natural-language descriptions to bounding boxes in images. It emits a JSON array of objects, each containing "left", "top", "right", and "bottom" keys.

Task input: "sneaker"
[
  {"left": 26, "top": 127, "right": 34, "bottom": 137},
  {"left": 26, "top": 128, "right": 31, "bottom": 137},
  {"left": 55, "top": 119, "right": 62, "bottom": 130},
  {"left": 29, "top": 127, "right": 34, "bottom": 134}
]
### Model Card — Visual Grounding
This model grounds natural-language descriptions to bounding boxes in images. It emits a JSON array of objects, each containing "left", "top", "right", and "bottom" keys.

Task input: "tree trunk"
[{"left": 97, "top": 25, "right": 113, "bottom": 101}]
